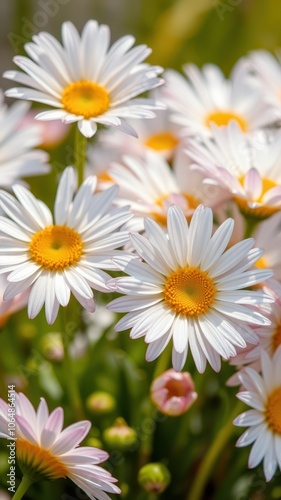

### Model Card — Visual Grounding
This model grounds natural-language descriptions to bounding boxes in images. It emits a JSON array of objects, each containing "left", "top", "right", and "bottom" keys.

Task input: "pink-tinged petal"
[
  {"left": 244, "top": 168, "right": 262, "bottom": 200},
  {"left": 50, "top": 421, "right": 91, "bottom": 455},
  {"left": 17, "top": 393, "right": 37, "bottom": 427},
  {"left": 36, "top": 398, "right": 49, "bottom": 437},
  {"left": 16, "top": 415, "right": 38, "bottom": 444},
  {"left": 262, "top": 186, "right": 281, "bottom": 205},
  {"left": 62, "top": 446, "right": 109, "bottom": 464},
  {"left": 40, "top": 407, "right": 64, "bottom": 449}
]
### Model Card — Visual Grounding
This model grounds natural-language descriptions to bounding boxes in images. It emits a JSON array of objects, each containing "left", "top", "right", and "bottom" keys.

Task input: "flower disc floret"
[
  {"left": 29, "top": 225, "right": 83, "bottom": 271},
  {"left": 164, "top": 267, "right": 216, "bottom": 316},
  {"left": 17, "top": 439, "right": 68, "bottom": 481},
  {"left": 265, "top": 387, "right": 281, "bottom": 435},
  {"left": 61, "top": 81, "right": 110, "bottom": 119}
]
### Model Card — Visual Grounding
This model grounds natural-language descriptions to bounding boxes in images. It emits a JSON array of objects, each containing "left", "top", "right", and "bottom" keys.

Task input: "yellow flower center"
[
  {"left": 61, "top": 81, "right": 110, "bottom": 118},
  {"left": 265, "top": 387, "right": 281, "bottom": 435},
  {"left": 145, "top": 132, "right": 179, "bottom": 151},
  {"left": 164, "top": 267, "right": 217, "bottom": 316},
  {"left": 29, "top": 225, "right": 83, "bottom": 271},
  {"left": 205, "top": 110, "right": 247, "bottom": 132},
  {"left": 234, "top": 176, "right": 280, "bottom": 220},
  {"left": 16, "top": 439, "right": 68, "bottom": 481},
  {"left": 152, "top": 193, "right": 200, "bottom": 225},
  {"left": 255, "top": 256, "right": 268, "bottom": 269},
  {"left": 272, "top": 324, "right": 281, "bottom": 354}
]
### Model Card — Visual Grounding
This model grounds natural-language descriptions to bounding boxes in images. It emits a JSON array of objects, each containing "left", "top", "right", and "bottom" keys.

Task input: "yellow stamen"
[
  {"left": 145, "top": 132, "right": 179, "bottom": 151},
  {"left": 164, "top": 267, "right": 216, "bottom": 316},
  {"left": 29, "top": 225, "right": 83, "bottom": 271},
  {"left": 272, "top": 324, "right": 281, "bottom": 354},
  {"left": 265, "top": 387, "right": 281, "bottom": 435},
  {"left": 61, "top": 81, "right": 110, "bottom": 118},
  {"left": 152, "top": 193, "right": 200, "bottom": 225},
  {"left": 205, "top": 110, "right": 247, "bottom": 132},
  {"left": 16, "top": 439, "right": 68, "bottom": 481}
]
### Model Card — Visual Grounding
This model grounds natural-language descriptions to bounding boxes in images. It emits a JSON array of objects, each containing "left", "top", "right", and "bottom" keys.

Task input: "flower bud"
[
  {"left": 150, "top": 369, "right": 197, "bottom": 416},
  {"left": 138, "top": 462, "right": 171, "bottom": 493},
  {"left": 86, "top": 391, "right": 116, "bottom": 416},
  {"left": 103, "top": 417, "right": 137, "bottom": 450},
  {"left": 41, "top": 333, "right": 64, "bottom": 362}
]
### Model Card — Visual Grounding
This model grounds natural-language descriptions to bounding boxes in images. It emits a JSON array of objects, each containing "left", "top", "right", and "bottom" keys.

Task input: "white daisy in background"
[
  {"left": 227, "top": 280, "right": 281, "bottom": 386},
  {"left": 86, "top": 105, "right": 183, "bottom": 190},
  {"left": 187, "top": 122, "right": 281, "bottom": 220},
  {"left": 0, "top": 392, "right": 120, "bottom": 498},
  {"left": 161, "top": 60, "right": 275, "bottom": 137},
  {"left": 234, "top": 347, "right": 281, "bottom": 482},
  {"left": 249, "top": 50, "right": 281, "bottom": 119},
  {"left": 107, "top": 150, "right": 228, "bottom": 234},
  {"left": 0, "top": 167, "right": 132, "bottom": 324},
  {"left": 0, "top": 273, "right": 29, "bottom": 328},
  {"left": 0, "top": 92, "right": 49, "bottom": 187},
  {"left": 107, "top": 204, "right": 272, "bottom": 373},
  {"left": 4, "top": 20, "right": 164, "bottom": 138}
]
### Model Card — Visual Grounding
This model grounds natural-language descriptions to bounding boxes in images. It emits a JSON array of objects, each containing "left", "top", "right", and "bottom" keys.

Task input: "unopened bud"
[
  {"left": 41, "top": 333, "right": 64, "bottom": 362},
  {"left": 150, "top": 369, "right": 197, "bottom": 416},
  {"left": 86, "top": 391, "right": 116, "bottom": 416},
  {"left": 138, "top": 462, "right": 171, "bottom": 493},
  {"left": 103, "top": 417, "right": 137, "bottom": 450}
]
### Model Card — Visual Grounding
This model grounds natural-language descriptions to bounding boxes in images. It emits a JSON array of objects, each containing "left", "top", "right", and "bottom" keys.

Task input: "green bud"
[
  {"left": 103, "top": 417, "right": 137, "bottom": 451},
  {"left": 86, "top": 391, "right": 116, "bottom": 416},
  {"left": 138, "top": 462, "right": 171, "bottom": 494},
  {"left": 41, "top": 333, "right": 64, "bottom": 362}
]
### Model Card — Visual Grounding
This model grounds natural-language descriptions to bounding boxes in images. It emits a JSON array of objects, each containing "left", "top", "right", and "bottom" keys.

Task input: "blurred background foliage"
[{"left": 1, "top": 1, "right": 281, "bottom": 499}]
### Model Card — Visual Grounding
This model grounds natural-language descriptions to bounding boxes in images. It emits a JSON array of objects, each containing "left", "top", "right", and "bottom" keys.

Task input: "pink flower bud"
[{"left": 150, "top": 369, "right": 197, "bottom": 416}]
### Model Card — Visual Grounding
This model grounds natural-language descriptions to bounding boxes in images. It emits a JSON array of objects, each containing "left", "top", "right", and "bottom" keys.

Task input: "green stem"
[
  {"left": 60, "top": 309, "right": 84, "bottom": 420},
  {"left": 243, "top": 216, "right": 260, "bottom": 239},
  {"left": 186, "top": 399, "right": 245, "bottom": 500},
  {"left": 12, "top": 475, "right": 33, "bottom": 500},
  {"left": 74, "top": 126, "right": 87, "bottom": 186}
]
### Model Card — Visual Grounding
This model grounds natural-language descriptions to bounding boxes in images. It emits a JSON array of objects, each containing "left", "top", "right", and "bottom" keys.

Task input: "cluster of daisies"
[{"left": 1, "top": 18, "right": 281, "bottom": 498}]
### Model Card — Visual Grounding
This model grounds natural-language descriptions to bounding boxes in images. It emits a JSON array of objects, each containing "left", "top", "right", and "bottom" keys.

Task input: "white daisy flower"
[
  {"left": 234, "top": 346, "right": 281, "bottom": 482},
  {"left": 86, "top": 105, "right": 182, "bottom": 189},
  {"left": 0, "top": 273, "right": 29, "bottom": 328},
  {"left": 249, "top": 50, "right": 281, "bottom": 118},
  {"left": 0, "top": 392, "right": 120, "bottom": 498},
  {"left": 4, "top": 20, "right": 164, "bottom": 138},
  {"left": 0, "top": 167, "right": 132, "bottom": 324},
  {"left": 161, "top": 60, "right": 275, "bottom": 137},
  {"left": 228, "top": 280, "right": 281, "bottom": 385},
  {"left": 0, "top": 91, "right": 49, "bottom": 187},
  {"left": 187, "top": 122, "right": 281, "bottom": 220},
  {"left": 107, "top": 204, "right": 273, "bottom": 373}
]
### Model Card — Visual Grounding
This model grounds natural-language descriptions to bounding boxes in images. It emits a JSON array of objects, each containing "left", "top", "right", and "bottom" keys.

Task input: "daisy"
[
  {"left": 161, "top": 60, "right": 275, "bottom": 137},
  {"left": 0, "top": 91, "right": 49, "bottom": 187},
  {"left": 228, "top": 281, "right": 281, "bottom": 385},
  {"left": 107, "top": 204, "right": 273, "bottom": 373},
  {"left": 4, "top": 20, "right": 164, "bottom": 138},
  {"left": 107, "top": 150, "right": 228, "bottom": 235},
  {"left": 86, "top": 104, "right": 182, "bottom": 189},
  {"left": 0, "top": 167, "right": 132, "bottom": 324},
  {"left": 249, "top": 50, "right": 281, "bottom": 117},
  {"left": 0, "top": 274, "right": 29, "bottom": 328},
  {"left": 187, "top": 122, "right": 281, "bottom": 220},
  {"left": 234, "top": 346, "right": 281, "bottom": 481},
  {"left": 0, "top": 392, "right": 120, "bottom": 499}
]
